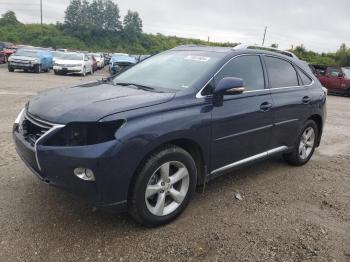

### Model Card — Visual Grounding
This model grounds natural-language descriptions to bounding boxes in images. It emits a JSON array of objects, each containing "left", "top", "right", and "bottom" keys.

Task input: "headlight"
[{"left": 44, "top": 120, "right": 125, "bottom": 146}]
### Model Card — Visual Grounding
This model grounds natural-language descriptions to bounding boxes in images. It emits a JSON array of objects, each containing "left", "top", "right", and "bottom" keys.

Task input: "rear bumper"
[{"left": 13, "top": 129, "right": 130, "bottom": 212}]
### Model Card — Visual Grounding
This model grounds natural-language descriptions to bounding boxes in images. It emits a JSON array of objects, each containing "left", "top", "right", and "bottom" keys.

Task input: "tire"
[
  {"left": 34, "top": 64, "right": 41, "bottom": 73},
  {"left": 54, "top": 70, "right": 59, "bottom": 75},
  {"left": 8, "top": 64, "right": 14, "bottom": 72},
  {"left": 128, "top": 145, "right": 197, "bottom": 226},
  {"left": 347, "top": 88, "right": 350, "bottom": 97},
  {"left": 81, "top": 67, "right": 86, "bottom": 77},
  {"left": 283, "top": 120, "right": 318, "bottom": 166}
]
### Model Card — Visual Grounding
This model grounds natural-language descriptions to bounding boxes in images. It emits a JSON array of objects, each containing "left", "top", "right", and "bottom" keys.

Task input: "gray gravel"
[{"left": 0, "top": 64, "right": 349, "bottom": 262}]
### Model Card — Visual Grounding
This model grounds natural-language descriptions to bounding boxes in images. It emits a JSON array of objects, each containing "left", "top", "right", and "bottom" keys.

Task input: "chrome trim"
[
  {"left": 210, "top": 146, "right": 288, "bottom": 175},
  {"left": 196, "top": 53, "right": 314, "bottom": 99},
  {"left": 14, "top": 108, "right": 25, "bottom": 124},
  {"left": 35, "top": 124, "right": 65, "bottom": 170},
  {"left": 215, "top": 124, "right": 273, "bottom": 141},
  {"left": 274, "top": 119, "right": 299, "bottom": 126}
]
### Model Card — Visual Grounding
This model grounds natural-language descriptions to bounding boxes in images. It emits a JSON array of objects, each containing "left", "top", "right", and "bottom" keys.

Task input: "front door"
[{"left": 210, "top": 55, "right": 274, "bottom": 173}]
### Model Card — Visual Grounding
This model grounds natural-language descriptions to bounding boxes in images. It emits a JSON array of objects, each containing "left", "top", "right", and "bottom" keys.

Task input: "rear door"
[
  {"left": 263, "top": 55, "right": 312, "bottom": 149},
  {"left": 210, "top": 55, "right": 274, "bottom": 173}
]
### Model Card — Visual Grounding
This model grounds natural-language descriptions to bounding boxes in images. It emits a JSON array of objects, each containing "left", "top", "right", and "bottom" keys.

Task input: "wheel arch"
[
  {"left": 307, "top": 114, "right": 323, "bottom": 147},
  {"left": 127, "top": 138, "right": 207, "bottom": 200}
]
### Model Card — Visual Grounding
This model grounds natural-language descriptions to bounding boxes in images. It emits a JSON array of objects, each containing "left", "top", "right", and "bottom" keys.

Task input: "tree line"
[{"left": 0, "top": 0, "right": 349, "bottom": 66}]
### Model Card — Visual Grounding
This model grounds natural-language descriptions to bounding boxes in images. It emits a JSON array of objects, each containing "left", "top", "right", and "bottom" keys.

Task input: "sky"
[{"left": 1, "top": 0, "right": 349, "bottom": 53}]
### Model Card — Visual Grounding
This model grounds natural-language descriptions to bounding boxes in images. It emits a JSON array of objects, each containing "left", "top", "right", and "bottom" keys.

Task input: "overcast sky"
[{"left": 1, "top": 0, "right": 349, "bottom": 52}]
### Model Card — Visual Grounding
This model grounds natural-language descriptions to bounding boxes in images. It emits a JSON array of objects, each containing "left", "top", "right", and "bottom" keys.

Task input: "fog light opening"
[{"left": 74, "top": 167, "right": 95, "bottom": 181}]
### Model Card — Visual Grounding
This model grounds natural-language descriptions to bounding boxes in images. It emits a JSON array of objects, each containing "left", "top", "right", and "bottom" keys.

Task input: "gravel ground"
[{"left": 0, "top": 64, "right": 349, "bottom": 262}]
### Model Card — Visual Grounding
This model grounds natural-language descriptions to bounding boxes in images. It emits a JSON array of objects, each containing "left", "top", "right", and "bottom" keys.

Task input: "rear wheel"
[
  {"left": 128, "top": 145, "right": 197, "bottom": 226},
  {"left": 284, "top": 120, "right": 318, "bottom": 166}
]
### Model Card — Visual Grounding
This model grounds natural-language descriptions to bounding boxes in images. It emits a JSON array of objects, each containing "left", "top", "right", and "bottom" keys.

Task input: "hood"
[
  {"left": 55, "top": 59, "right": 83, "bottom": 64},
  {"left": 27, "top": 82, "right": 175, "bottom": 124},
  {"left": 11, "top": 55, "right": 38, "bottom": 61}
]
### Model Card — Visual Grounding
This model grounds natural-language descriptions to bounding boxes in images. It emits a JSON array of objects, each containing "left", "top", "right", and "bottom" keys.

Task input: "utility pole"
[
  {"left": 262, "top": 26, "right": 267, "bottom": 46},
  {"left": 40, "top": 0, "right": 43, "bottom": 25}
]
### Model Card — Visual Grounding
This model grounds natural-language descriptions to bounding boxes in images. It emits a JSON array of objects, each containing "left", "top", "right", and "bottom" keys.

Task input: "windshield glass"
[
  {"left": 60, "top": 53, "right": 83, "bottom": 61},
  {"left": 342, "top": 68, "right": 350, "bottom": 79},
  {"left": 113, "top": 51, "right": 223, "bottom": 90},
  {"left": 52, "top": 51, "right": 64, "bottom": 58},
  {"left": 15, "top": 50, "right": 38, "bottom": 58}
]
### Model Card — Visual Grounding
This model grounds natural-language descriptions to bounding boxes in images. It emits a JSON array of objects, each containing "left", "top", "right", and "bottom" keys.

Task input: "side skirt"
[{"left": 207, "top": 146, "right": 289, "bottom": 181}]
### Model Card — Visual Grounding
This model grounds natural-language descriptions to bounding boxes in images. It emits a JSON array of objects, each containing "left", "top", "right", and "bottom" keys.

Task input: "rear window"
[{"left": 265, "top": 56, "right": 299, "bottom": 88}]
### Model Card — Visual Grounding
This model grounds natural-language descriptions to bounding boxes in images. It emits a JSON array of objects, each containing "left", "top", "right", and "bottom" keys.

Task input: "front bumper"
[
  {"left": 13, "top": 126, "right": 129, "bottom": 212},
  {"left": 53, "top": 65, "right": 83, "bottom": 73},
  {"left": 9, "top": 62, "right": 36, "bottom": 70}
]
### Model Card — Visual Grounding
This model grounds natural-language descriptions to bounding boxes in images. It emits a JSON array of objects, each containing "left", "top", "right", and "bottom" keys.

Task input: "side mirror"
[{"left": 214, "top": 77, "right": 245, "bottom": 95}]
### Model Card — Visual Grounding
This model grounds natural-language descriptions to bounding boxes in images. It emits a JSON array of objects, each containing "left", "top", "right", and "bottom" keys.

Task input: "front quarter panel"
[{"left": 99, "top": 95, "right": 213, "bottom": 204}]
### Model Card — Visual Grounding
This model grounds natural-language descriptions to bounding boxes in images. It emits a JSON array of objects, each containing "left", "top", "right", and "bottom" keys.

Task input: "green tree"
[
  {"left": 123, "top": 10, "right": 143, "bottom": 41},
  {"left": 0, "top": 10, "right": 21, "bottom": 26}
]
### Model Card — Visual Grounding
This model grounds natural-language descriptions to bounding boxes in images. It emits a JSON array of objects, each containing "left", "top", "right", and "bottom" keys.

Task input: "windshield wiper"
[{"left": 115, "top": 82, "right": 157, "bottom": 91}]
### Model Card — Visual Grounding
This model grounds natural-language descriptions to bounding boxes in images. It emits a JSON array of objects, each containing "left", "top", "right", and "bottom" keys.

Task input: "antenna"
[{"left": 262, "top": 26, "right": 267, "bottom": 46}]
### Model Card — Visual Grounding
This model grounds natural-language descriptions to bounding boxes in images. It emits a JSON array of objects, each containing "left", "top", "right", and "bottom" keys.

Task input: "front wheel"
[
  {"left": 34, "top": 64, "right": 41, "bottom": 73},
  {"left": 8, "top": 64, "right": 14, "bottom": 72},
  {"left": 128, "top": 145, "right": 197, "bottom": 226},
  {"left": 81, "top": 67, "right": 86, "bottom": 77},
  {"left": 284, "top": 120, "right": 318, "bottom": 166}
]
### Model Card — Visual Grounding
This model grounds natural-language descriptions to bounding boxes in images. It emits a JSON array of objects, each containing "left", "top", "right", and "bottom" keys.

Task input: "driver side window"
[{"left": 215, "top": 55, "right": 265, "bottom": 91}]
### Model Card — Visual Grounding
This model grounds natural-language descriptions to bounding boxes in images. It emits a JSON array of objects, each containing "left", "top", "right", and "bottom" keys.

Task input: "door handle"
[
  {"left": 302, "top": 96, "right": 311, "bottom": 104},
  {"left": 260, "top": 102, "right": 272, "bottom": 112}
]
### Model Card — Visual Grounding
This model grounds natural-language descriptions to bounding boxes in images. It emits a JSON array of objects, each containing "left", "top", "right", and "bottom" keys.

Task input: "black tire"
[
  {"left": 8, "top": 64, "right": 14, "bottom": 72},
  {"left": 128, "top": 145, "right": 197, "bottom": 227},
  {"left": 347, "top": 88, "right": 350, "bottom": 97},
  {"left": 54, "top": 70, "right": 59, "bottom": 75},
  {"left": 34, "top": 64, "right": 41, "bottom": 73},
  {"left": 283, "top": 120, "right": 318, "bottom": 166}
]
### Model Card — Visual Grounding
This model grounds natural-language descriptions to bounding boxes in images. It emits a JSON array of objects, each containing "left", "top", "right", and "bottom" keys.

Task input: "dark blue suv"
[{"left": 13, "top": 45, "right": 327, "bottom": 226}]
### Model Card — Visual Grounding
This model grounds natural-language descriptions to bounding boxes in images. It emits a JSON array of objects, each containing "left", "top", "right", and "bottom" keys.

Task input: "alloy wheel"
[
  {"left": 145, "top": 161, "right": 189, "bottom": 216},
  {"left": 299, "top": 126, "right": 315, "bottom": 160}
]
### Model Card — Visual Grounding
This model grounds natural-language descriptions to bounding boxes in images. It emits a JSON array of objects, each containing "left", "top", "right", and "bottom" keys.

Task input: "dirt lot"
[{"left": 0, "top": 64, "right": 349, "bottom": 262}]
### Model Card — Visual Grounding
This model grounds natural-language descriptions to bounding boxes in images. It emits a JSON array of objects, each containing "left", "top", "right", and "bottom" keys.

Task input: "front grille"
[
  {"left": 12, "top": 59, "right": 31, "bottom": 64},
  {"left": 20, "top": 112, "right": 54, "bottom": 147}
]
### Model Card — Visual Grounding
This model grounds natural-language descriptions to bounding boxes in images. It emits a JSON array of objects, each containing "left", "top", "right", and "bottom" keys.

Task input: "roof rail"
[{"left": 233, "top": 44, "right": 298, "bottom": 59}]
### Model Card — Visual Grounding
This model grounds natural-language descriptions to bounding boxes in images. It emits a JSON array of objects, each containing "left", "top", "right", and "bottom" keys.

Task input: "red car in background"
[
  {"left": 0, "top": 42, "right": 15, "bottom": 63},
  {"left": 88, "top": 53, "right": 98, "bottom": 72},
  {"left": 313, "top": 65, "right": 350, "bottom": 96}
]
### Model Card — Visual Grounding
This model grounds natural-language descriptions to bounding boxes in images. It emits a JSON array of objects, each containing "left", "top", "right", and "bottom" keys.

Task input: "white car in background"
[
  {"left": 91, "top": 53, "right": 105, "bottom": 69},
  {"left": 51, "top": 51, "right": 65, "bottom": 66},
  {"left": 53, "top": 52, "right": 93, "bottom": 76}
]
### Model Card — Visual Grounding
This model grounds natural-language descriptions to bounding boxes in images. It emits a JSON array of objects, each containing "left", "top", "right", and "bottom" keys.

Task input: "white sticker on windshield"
[{"left": 184, "top": 55, "right": 211, "bottom": 62}]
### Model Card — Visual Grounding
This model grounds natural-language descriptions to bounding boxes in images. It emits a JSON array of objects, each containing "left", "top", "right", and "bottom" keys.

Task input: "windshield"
[
  {"left": 15, "top": 50, "right": 38, "bottom": 58},
  {"left": 113, "top": 51, "right": 223, "bottom": 90},
  {"left": 342, "top": 68, "right": 350, "bottom": 79},
  {"left": 60, "top": 53, "right": 83, "bottom": 61},
  {"left": 52, "top": 51, "right": 64, "bottom": 58}
]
